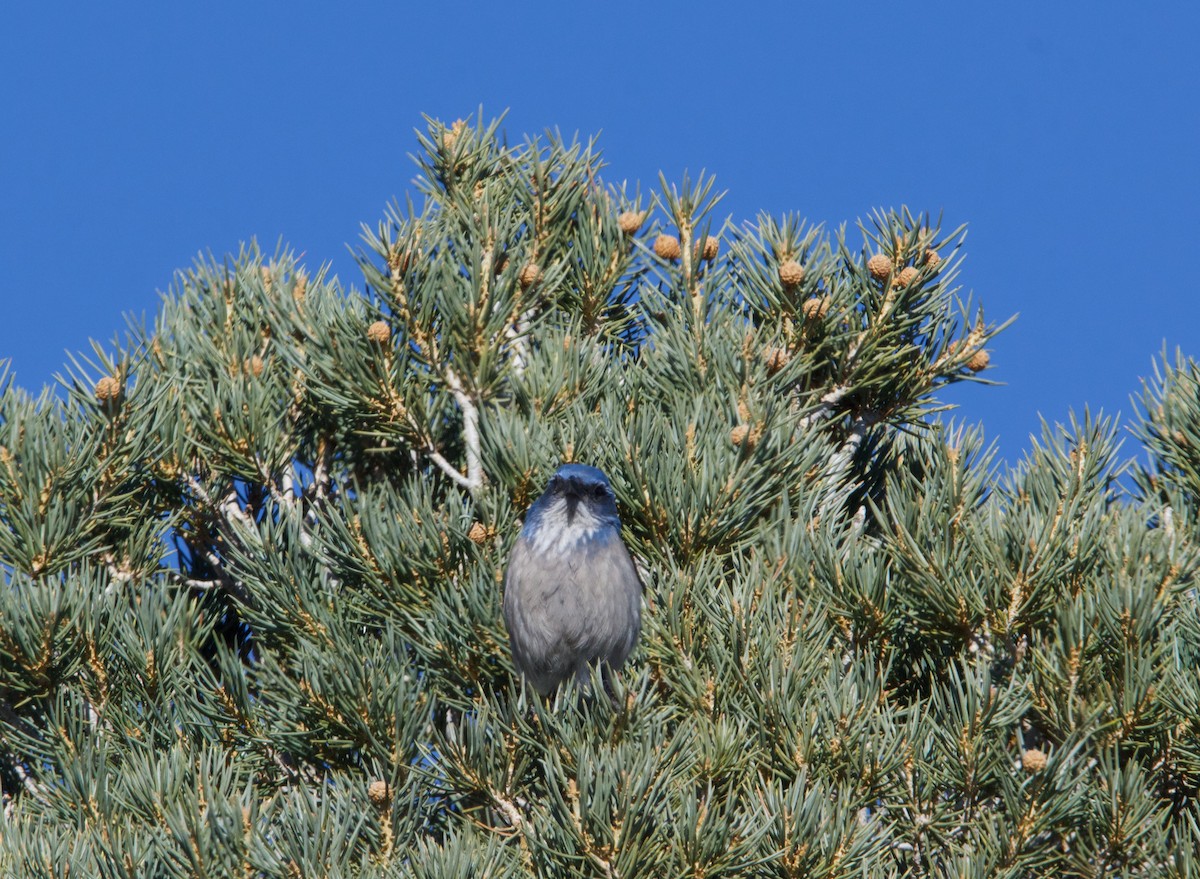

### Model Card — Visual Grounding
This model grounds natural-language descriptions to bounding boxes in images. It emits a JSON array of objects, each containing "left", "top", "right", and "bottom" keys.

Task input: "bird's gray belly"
[{"left": 507, "top": 541, "right": 639, "bottom": 683}]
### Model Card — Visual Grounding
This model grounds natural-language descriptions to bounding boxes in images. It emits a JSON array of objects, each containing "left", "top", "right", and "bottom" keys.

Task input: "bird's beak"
[{"left": 562, "top": 481, "right": 581, "bottom": 522}]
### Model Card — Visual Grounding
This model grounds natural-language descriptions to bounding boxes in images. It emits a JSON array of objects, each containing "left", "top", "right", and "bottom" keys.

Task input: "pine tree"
[{"left": 2, "top": 112, "right": 1198, "bottom": 878}]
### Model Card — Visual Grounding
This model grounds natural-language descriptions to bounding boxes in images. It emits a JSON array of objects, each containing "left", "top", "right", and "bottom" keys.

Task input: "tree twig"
[
  {"left": 444, "top": 367, "right": 484, "bottom": 498},
  {"left": 798, "top": 386, "right": 852, "bottom": 431}
]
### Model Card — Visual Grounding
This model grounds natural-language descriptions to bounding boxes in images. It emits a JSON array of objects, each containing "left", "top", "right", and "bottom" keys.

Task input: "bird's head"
[{"left": 523, "top": 463, "right": 621, "bottom": 547}]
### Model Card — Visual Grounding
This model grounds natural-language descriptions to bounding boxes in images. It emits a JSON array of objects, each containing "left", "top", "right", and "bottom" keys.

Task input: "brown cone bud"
[
  {"left": 442, "top": 118, "right": 466, "bottom": 151},
  {"left": 386, "top": 245, "right": 409, "bottom": 275},
  {"left": 778, "top": 260, "right": 805, "bottom": 288},
  {"left": 468, "top": 522, "right": 490, "bottom": 545},
  {"left": 519, "top": 263, "right": 543, "bottom": 290},
  {"left": 367, "top": 321, "right": 392, "bottom": 344},
  {"left": 292, "top": 272, "right": 308, "bottom": 304},
  {"left": 867, "top": 253, "right": 893, "bottom": 281},
  {"left": 654, "top": 234, "right": 681, "bottom": 260},
  {"left": 94, "top": 376, "right": 122, "bottom": 402},
  {"left": 618, "top": 211, "right": 645, "bottom": 235},
  {"left": 368, "top": 780, "right": 392, "bottom": 807},
  {"left": 802, "top": 296, "right": 831, "bottom": 320},
  {"left": 248, "top": 356, "right": 265, "bottom": 377},
  {"left": 896, "top": 266, "right": 920, "bottom": 287},
  {"left": 1021, "top": 749, "right": 1047, "bottom": 773},
  {"left": 730, "top": 424, "right": 752, "bottom": 447},
  {"left": 967, "top": 349, "right": 990, "bottom": 372},
  {"left": 764, "top": 347, "right": 791, "bottom": 375},
  {"left": 697, "top": 236, "right": 719, "bottom": 261},
  {"left": 924, "top": 249, "right": 941, "bottom": 268}
]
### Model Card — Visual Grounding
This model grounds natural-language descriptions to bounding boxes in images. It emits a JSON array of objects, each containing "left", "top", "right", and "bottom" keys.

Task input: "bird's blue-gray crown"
[{"left": 521, "top": 463, "right": 621, "bottom": 548}]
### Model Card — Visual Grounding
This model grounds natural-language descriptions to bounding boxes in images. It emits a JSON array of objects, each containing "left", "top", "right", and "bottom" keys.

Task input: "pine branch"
[
  {"left": 797, "top": 385, "right": 853, "bottom": 431},
  {"left": 443, "top": 366, "right": 484, "bottom": 498}
]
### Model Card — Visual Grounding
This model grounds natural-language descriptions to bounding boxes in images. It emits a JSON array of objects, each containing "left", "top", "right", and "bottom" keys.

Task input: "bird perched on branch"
[{"left": 503, "top": 464, "right": 642, "bottom": 697}]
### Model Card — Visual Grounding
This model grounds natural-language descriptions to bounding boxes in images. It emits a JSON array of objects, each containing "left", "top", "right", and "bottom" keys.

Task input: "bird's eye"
[{"left": 591, "top": 484, "right": 608, "bottom": 500}]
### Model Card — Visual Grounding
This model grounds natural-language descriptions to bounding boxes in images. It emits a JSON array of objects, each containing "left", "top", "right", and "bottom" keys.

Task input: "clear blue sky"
[{"left": 2, "top": 3, "right": 1196, "bottom": 469}]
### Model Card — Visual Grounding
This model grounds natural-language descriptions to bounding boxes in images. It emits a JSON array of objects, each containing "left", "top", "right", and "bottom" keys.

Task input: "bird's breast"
[{"left": 527, "top": 518, "right": 605, "bottom": 556}]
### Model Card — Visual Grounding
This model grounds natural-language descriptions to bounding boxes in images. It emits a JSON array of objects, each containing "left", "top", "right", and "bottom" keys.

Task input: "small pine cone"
[
  {"left": 249, "top": 355, "right": 265, "bottom": 377},
  {"left": 698, "top": 236, "right": 719, "bottom": 261},
  {"left": 1021, "top": 749, "right": 1047, "bottom": 773},
  {"left": 94, "top": 376, "right": 122, "bottom": 403},
  {"left": 764, "top": 347, "right": 791, "bottom": 375},
  {"left": 802, "top": 296, "right": 830, "bottom": 320},
  {"left": 367, "top": 320, "right": 391, "bottom": 344},
  {"left": 867, "top": 253, "right": 893, "bottom": 281},
  {"left": 967, "top": 349, "right": 990, "bottom": 372},
  {"left": 292, "top": 272, "right": 308, "bottom": 304},
  {"left": 895, "top": 266, "right": 921, "bottom": 287},
  {"left": 442, "top": 118, "right": 466, "bottom": 151},
  {"left": 730, "top": 424, "right": 752, "bottom": 447},
  {"left": 386, "top": 245, "right": 409, "bottom": 275},
  {"left": 519, "top": 263, "right": 543, "bottom": 290},
  {"left": 368, "top": 780, "right": 392, "bottom": 808},
  {"left": 654, "top": 234, "right": 681, "bottom": 260},
  {"left": 924, "top": 248, "right": 941, "bottom": 268},
  {"left": 259, "top": 265, "right": 273, "bottom": 289},
  {"left": 467, "top": 522, "right": 490, "bottom": 545},
  {"left": 617, "top": 211, "right": 645, "bottom": 235},
  {"left": 778, "top": 260, "right": 805, "bottom": 287}
]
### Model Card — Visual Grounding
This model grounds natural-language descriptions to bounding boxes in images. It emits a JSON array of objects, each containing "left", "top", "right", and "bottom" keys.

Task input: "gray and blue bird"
[{"left": 503, "top": 464, "right": 642, "bottom": 696}]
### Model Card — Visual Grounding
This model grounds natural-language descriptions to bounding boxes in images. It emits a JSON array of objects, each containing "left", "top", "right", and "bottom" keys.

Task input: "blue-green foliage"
[{"left": 1, "top": 115, "right": 1197, "bottom": 877}]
